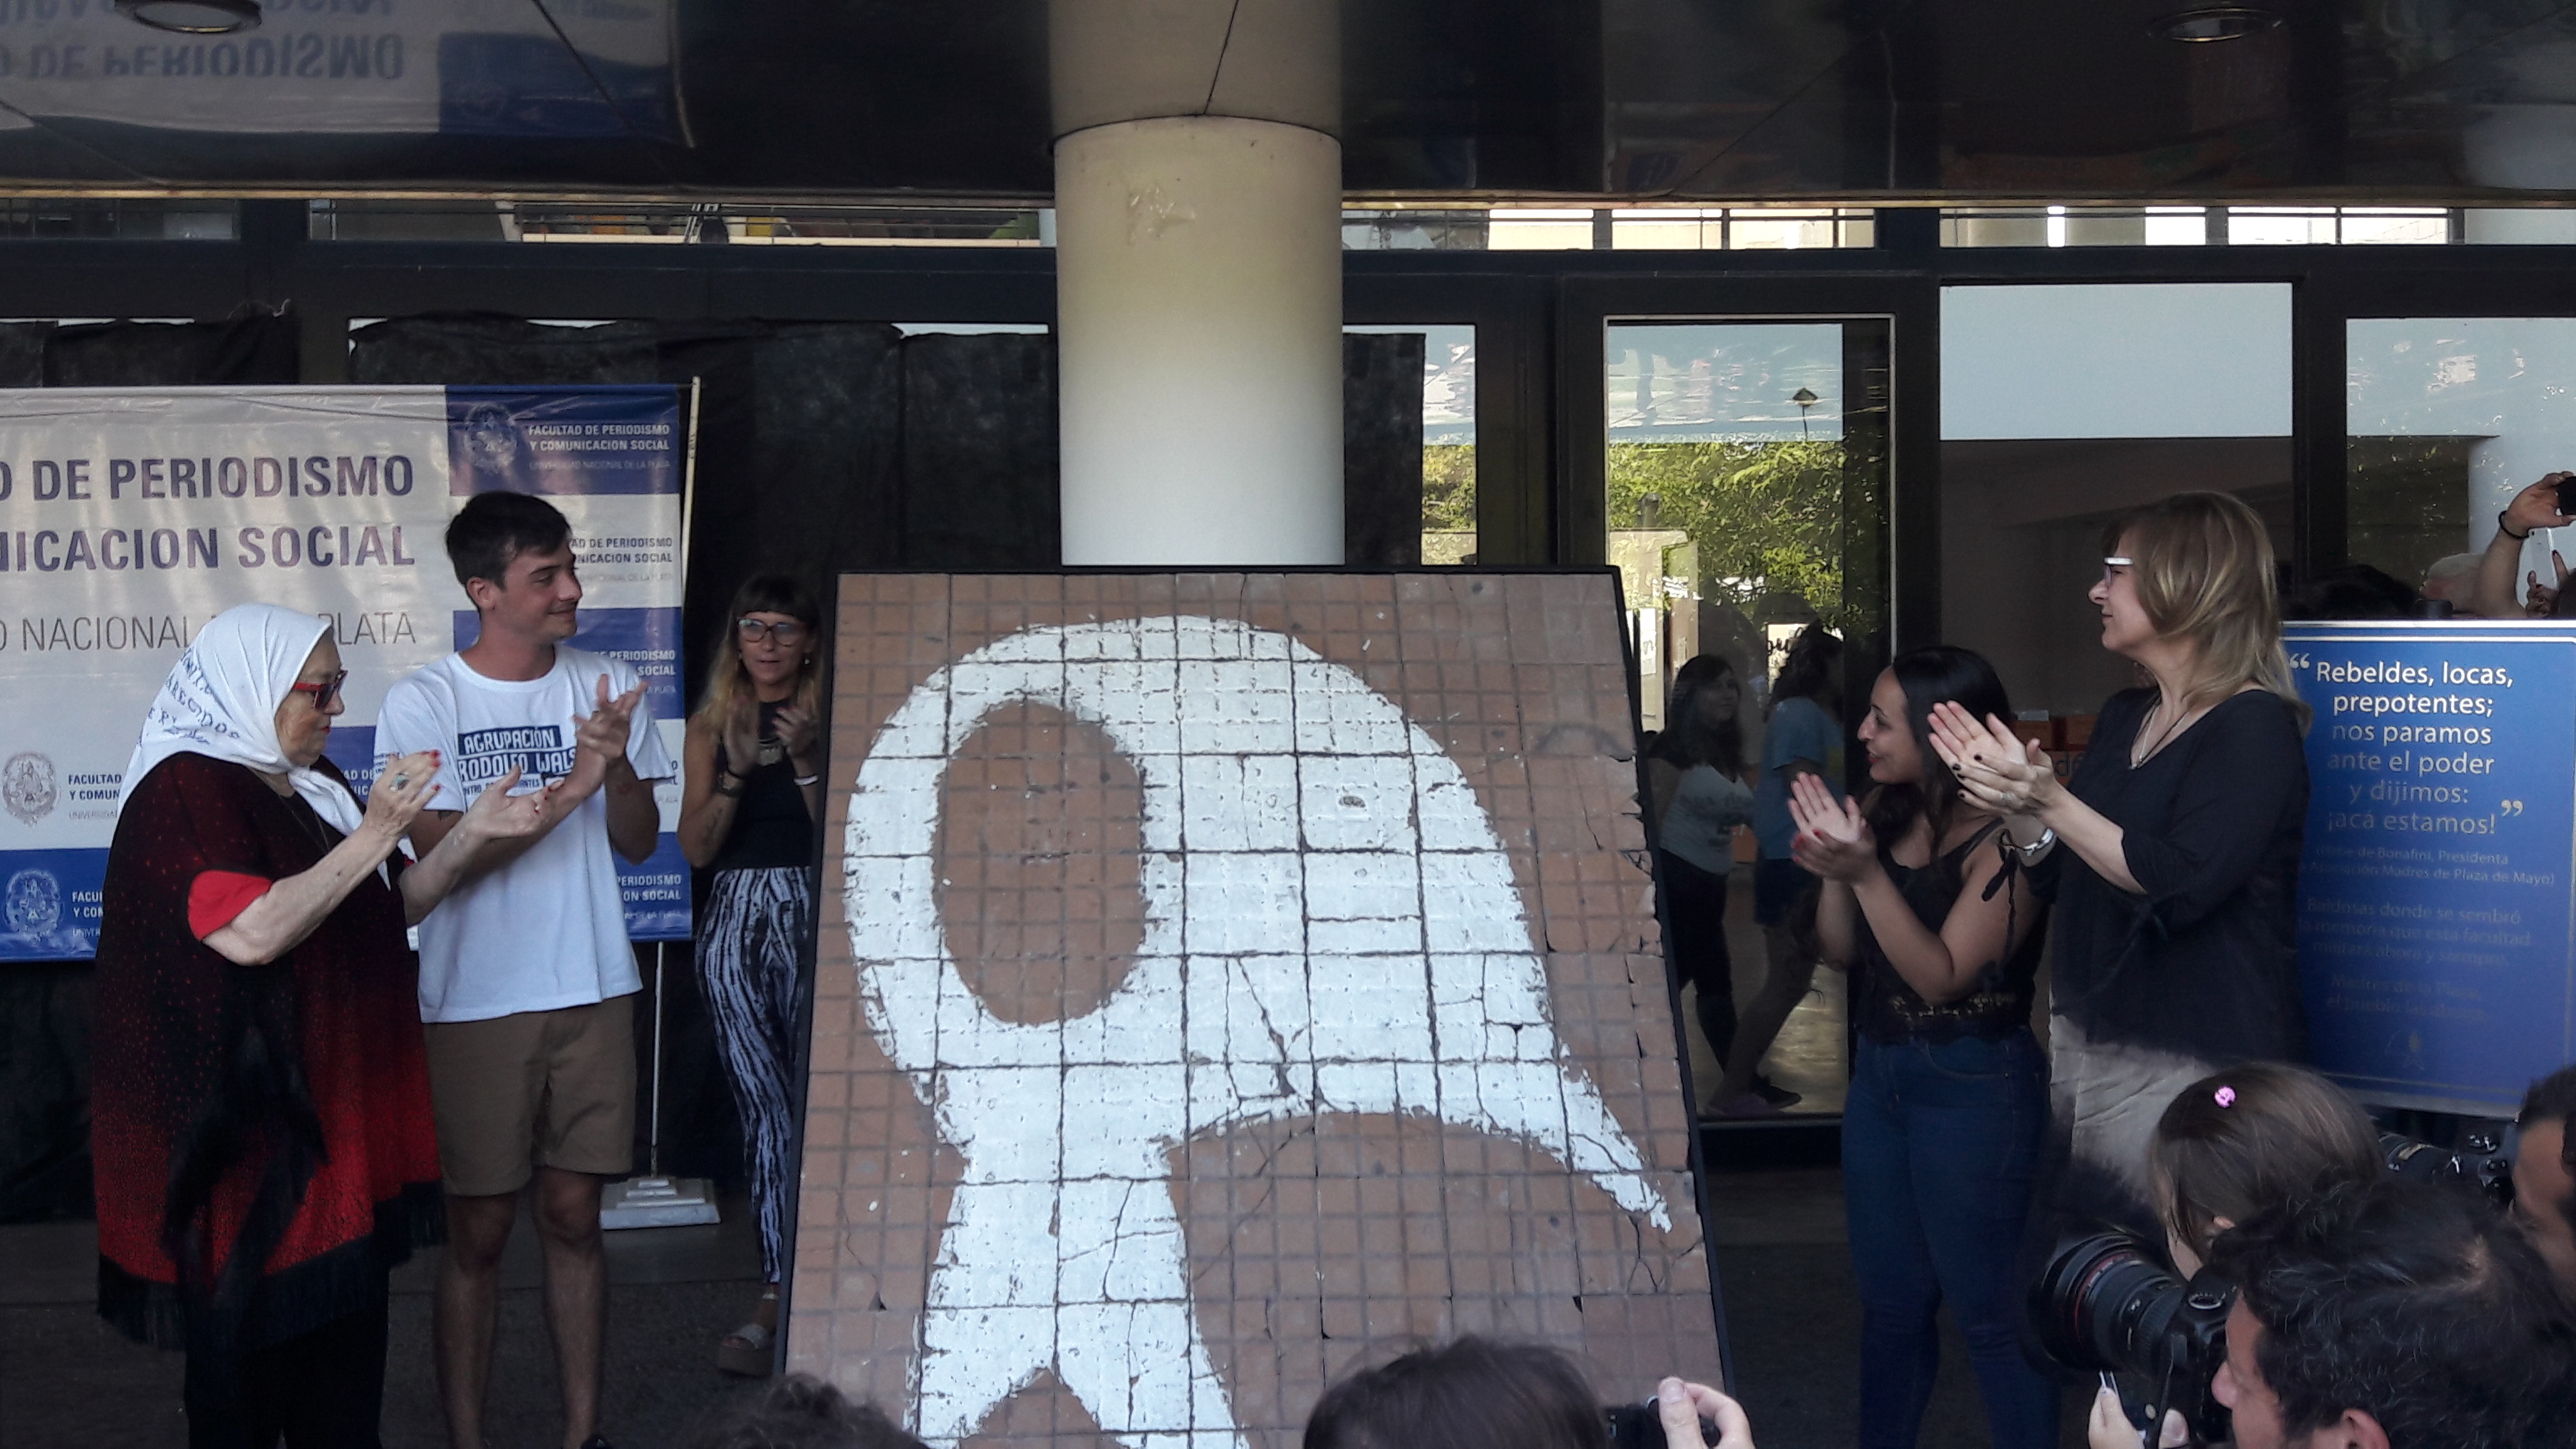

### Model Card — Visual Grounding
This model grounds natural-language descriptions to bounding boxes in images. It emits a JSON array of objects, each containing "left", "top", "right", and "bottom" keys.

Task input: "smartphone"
[{"left": 2556, "top": 477, "right": 2576, "bottom": 517}]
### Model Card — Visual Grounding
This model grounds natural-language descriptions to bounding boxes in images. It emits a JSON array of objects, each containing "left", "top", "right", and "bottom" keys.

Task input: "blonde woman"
[
  {"left": 1928, "top": 492, "right": 2311, "bottom": 1238},
  {"left": 678, "top": 574, "right": 824, "bottom": 1375}
]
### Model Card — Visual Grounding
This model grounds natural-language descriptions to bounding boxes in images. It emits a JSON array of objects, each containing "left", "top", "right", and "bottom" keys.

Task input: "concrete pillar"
[{"left": 1051, "top": 0, "right": 1343, "bottom": 565}]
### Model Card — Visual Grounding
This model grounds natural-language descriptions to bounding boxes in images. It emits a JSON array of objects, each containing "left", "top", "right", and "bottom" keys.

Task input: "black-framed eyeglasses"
[
  {"left": 736, "top": 617, "right": 809, "bottom": 645},
  {"left": 288, "top": 670, "right": 349, "bottom": 711}
]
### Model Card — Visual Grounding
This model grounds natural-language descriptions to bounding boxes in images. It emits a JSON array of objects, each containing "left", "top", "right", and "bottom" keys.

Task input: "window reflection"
[
  {"left": 1603, "top": 322, "right": 1876, "bottom": 731},
  {"left": 1940, "top": 284, "right": 2293, "bottom": 717},
  {"left": 2348, "top": 318, "right": 2576, "bottom": 607}
]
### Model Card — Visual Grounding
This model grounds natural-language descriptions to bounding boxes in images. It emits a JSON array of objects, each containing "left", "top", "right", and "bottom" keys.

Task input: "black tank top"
[
  {"left": 711, "top": 699, "right": 816, "bottom": 872},
  {"left": 1852, "top": 818, "right": 2046, "bottom": 1046}
]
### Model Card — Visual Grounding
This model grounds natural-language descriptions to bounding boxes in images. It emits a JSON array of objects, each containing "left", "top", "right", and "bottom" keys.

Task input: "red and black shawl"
[{"left": 92, "top": 752, "right": 443, "bottom": 1356}]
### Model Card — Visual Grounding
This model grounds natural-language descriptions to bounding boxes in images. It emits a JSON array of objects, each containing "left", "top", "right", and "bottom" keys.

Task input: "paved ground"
[
  {"left": 5, "top": 1174, "right": 2093, "bottom": 1449},
  {"left": 1707, "top": 1170, "right": 2094, "bottom": 1448},
  {"left": 1, "top": 1195, "right": 774, "bottom": 1449}
]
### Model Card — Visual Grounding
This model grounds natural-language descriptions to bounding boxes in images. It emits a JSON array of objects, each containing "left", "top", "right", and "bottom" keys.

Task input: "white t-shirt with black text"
[{"left": 376, "top": 645, "right": 675, "bottom": 1024}]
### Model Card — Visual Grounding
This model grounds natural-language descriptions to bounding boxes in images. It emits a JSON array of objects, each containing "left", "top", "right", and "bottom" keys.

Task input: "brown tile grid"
[{"left": 791, "top": 573, "right": 1715, "bottom": 1444}]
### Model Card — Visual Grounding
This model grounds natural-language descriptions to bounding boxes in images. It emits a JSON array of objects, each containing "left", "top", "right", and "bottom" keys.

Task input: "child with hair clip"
[{"left": 2089, "top": 1062, "right": 2384, "bottom": 1449}]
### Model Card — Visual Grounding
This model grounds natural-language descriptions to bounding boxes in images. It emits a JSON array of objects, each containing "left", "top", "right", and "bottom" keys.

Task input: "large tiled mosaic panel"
[{"left": 789, "top": 572, "right": 1715, "bottom": 1446}]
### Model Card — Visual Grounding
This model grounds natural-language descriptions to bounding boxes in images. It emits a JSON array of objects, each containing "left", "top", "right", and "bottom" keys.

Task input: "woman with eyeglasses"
[
  {"left": 1928, "top": 492, "right": 2311, "bottom": 1242},
  {"left": 678, "top": 573, "right": 825, "bottom": 1375},
  {"left": 92, "top": 604, "right": 549, "bottom": 1443}
]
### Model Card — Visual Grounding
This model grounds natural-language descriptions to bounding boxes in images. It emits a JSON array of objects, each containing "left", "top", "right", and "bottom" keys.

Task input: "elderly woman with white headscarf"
[{"left": 90, "top": 603, "right": 547, "bottom": 1447}]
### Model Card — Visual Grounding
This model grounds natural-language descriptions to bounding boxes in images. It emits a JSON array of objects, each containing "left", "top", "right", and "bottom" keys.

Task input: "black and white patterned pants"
[{"left": 699, "top": 866, "right": 814, "bottom": 1283}]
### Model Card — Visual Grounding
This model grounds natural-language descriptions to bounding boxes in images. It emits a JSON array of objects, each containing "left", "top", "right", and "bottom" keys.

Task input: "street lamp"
[{"left": 1792, "top": 386, "right": 1818, "bottom": 439}]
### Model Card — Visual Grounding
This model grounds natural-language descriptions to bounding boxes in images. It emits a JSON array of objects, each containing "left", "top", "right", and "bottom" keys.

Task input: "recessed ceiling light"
[
  {"left": 2150, "top": 6, "right": 2283, "bottom": 41},
  {"left": 114, "top": 0, "right": 261, "bottom": 35}
]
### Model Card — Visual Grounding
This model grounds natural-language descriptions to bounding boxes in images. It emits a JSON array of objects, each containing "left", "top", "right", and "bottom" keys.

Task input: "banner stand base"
[{"left": 601, "top": 1174, "right": 720, "bottom": 1230}]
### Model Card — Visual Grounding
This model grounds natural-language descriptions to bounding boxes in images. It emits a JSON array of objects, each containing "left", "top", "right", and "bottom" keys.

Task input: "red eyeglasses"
[{"left": 288, "top": 670, "right": 349, "bottom": 711}]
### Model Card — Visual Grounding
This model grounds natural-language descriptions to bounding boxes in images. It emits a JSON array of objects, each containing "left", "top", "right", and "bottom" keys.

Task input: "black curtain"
[
  {"left": 0, "top": 311, "right": 298, "bottom": 1223},
  {"left": 348, "top": 317, "right": 1429, "bottom": 622}
]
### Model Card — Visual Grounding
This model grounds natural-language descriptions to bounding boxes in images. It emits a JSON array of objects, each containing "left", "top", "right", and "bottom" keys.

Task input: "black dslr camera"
[
  {"left": 2029, "top": 1228, "right": 2235, "bottom": 1444},
  {"left": 2380, "top": 1130, "right": 2515, "bottom": 1211},
  {"left": 1605, "top": 1400, "right": 1721, "bottom": 1449}
]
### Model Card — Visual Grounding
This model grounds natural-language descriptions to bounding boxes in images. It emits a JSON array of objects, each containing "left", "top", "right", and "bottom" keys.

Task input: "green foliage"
[
  {"left": 1607, "top": 439, "right": 1847, "bottom": 626},
  {"left": 1423, "top": 444, "right": 1477, "bottom": 532}
]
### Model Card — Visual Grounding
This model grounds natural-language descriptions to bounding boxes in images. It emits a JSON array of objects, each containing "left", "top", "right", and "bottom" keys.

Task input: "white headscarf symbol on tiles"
[{"left": 842, "top": 615, "right": 1668, "bottom": 1448}]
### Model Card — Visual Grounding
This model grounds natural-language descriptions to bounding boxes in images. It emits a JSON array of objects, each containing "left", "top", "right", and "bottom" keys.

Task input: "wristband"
[
  {"left": 793, "top": 773, "right": 821, "bottom": 788},
  {"left": 2008, "top": 826, "right": 2057, "bottom": 863},
  {"left": 2500, "top": 509, "right": 2534, "bottom": 541}
]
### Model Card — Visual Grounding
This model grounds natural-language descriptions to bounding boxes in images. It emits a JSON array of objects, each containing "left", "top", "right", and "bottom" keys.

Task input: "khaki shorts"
[{"left": 423, "top": 995, "right": 637, "bottom": 1197}]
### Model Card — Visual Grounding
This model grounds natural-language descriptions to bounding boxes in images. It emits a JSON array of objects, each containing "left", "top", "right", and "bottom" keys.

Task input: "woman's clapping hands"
[
  {"left": 1786, "top": 771, "right": 1875, "bottom": 882},
  {"left": 359, "top": 750, "right": 440, "bottom": 844},
  {"left": 1926, "top": 701, "right": 2056, "bottom": 817}
]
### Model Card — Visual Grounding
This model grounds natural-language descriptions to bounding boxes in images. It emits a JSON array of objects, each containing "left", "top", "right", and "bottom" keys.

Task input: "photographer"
[
  {"left": 2149, "top": 1064, "right": 2384, "bottom": 1279},
  {"left": 2207, "top": 1178, "right": 2576, "bottom": 1449},
  {"left": 2517, "top": 1065, "right": 2576, "bottom": 1295},
  {"left": 2065, "top": 1065, "right": 2385, "bottom": 1449}
]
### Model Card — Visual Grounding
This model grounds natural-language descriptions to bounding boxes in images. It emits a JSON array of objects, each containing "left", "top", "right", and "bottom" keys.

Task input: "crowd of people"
[
  {"left": 1644, "top": 489, "right": 2576, "bottom": 1447},
  {"left": 75, "top": 482, "right": 2576, "bottom": 1448}
]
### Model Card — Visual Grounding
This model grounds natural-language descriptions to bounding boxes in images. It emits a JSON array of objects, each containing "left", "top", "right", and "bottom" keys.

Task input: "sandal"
[{"left": 716, "top": 1288, "right": 780, "bottom": 1378}]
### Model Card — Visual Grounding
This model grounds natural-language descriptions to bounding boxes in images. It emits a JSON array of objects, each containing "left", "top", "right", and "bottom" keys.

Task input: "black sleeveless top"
[
  {"left": 710, "top": 699, "right": 816, "bottom": 873},
  {"left": 1852, "top": 818, "right": 2046, "bottom": 1046}
]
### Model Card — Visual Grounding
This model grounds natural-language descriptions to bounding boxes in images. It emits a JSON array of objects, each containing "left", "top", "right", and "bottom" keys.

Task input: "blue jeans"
[{"left": 1843, "top": 1032, "right": 2058, "bottom": 1449}]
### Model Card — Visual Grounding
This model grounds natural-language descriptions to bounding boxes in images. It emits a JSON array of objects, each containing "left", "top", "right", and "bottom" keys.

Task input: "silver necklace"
[{"left": 2130, "top": 694, "right": 2195, "bottom": 767}]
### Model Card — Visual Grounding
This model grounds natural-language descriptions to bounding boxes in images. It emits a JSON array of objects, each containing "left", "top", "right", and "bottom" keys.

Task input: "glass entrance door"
[
  {"left": 1604, "top": 320, "right": 1891, "bottom": 731},
  {"left": 1604, "top": 318, "right": 1891, "bottom": 1121}
]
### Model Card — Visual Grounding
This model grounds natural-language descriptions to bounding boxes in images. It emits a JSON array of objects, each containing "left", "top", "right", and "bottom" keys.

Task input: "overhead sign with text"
[
  {"left": 2289, "top": 622, "right": 2576, "bottom": 1114},
  {"left": 0, "top": 1, "right": 676, "bottom": 142},
  {"left": 0, "top": 386, "right": 690, "bottom": 960}
]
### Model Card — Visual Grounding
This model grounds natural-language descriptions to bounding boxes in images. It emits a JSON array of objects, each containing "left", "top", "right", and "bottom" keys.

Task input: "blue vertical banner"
[
  {"left": 0, "top": 386, "right": 691, "bottom": 960},
  {"left": 446, "top": 386, "right": 691, "bottom": 942},
  {"left": 2287, "top": 622, "right": 2576, "bottom": 1114}
]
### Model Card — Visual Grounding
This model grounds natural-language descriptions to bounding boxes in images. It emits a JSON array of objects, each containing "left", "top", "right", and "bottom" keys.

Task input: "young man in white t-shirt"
[{"left": 376, "top": 490, "right": 672, "bottom": 1449}]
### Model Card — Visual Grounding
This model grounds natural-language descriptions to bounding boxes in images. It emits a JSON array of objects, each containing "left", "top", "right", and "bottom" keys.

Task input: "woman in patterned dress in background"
[{"left": 679, "top": 573, "right": 826, "bottom": 1377}]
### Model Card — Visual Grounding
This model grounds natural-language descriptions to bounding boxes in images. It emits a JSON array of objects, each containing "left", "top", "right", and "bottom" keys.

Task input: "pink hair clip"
[{"left": 2213, "top": 1085, "right": 2237, "bottom": 1108}]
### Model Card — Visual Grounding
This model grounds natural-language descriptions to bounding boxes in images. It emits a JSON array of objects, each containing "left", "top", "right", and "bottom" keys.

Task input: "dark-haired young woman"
[
  {"left": 678, "top": 574, "right": 825, "bottom": 1375},
  {"left": 1787, "top": 646, "right": 2056, "bottom": 1449},
  {"left": 1646, "top": 655, "right": 1757, "bottom": 1102}
]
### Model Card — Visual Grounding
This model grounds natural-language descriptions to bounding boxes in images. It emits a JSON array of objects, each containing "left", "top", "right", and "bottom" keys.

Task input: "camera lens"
[{"left": 2030, "top": 1227, "right": 2235, "bottom": 1443}]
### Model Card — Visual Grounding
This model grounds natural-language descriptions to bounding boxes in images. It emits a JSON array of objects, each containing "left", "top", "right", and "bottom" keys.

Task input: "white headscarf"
[{"left": 117, "top": 603, "right": 364, "bottom": 837}]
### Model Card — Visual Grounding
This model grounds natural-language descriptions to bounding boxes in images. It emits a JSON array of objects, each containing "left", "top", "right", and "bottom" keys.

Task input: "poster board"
[
  {"left": 2287, "top": 620, "right": 2576, "bottom": 1115},
  {"left": 789, "top": 571, "right": 1719, "bottom": 1444},
  {"left": 0, "top": 385, "right": 690, "bottom": 959}
]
